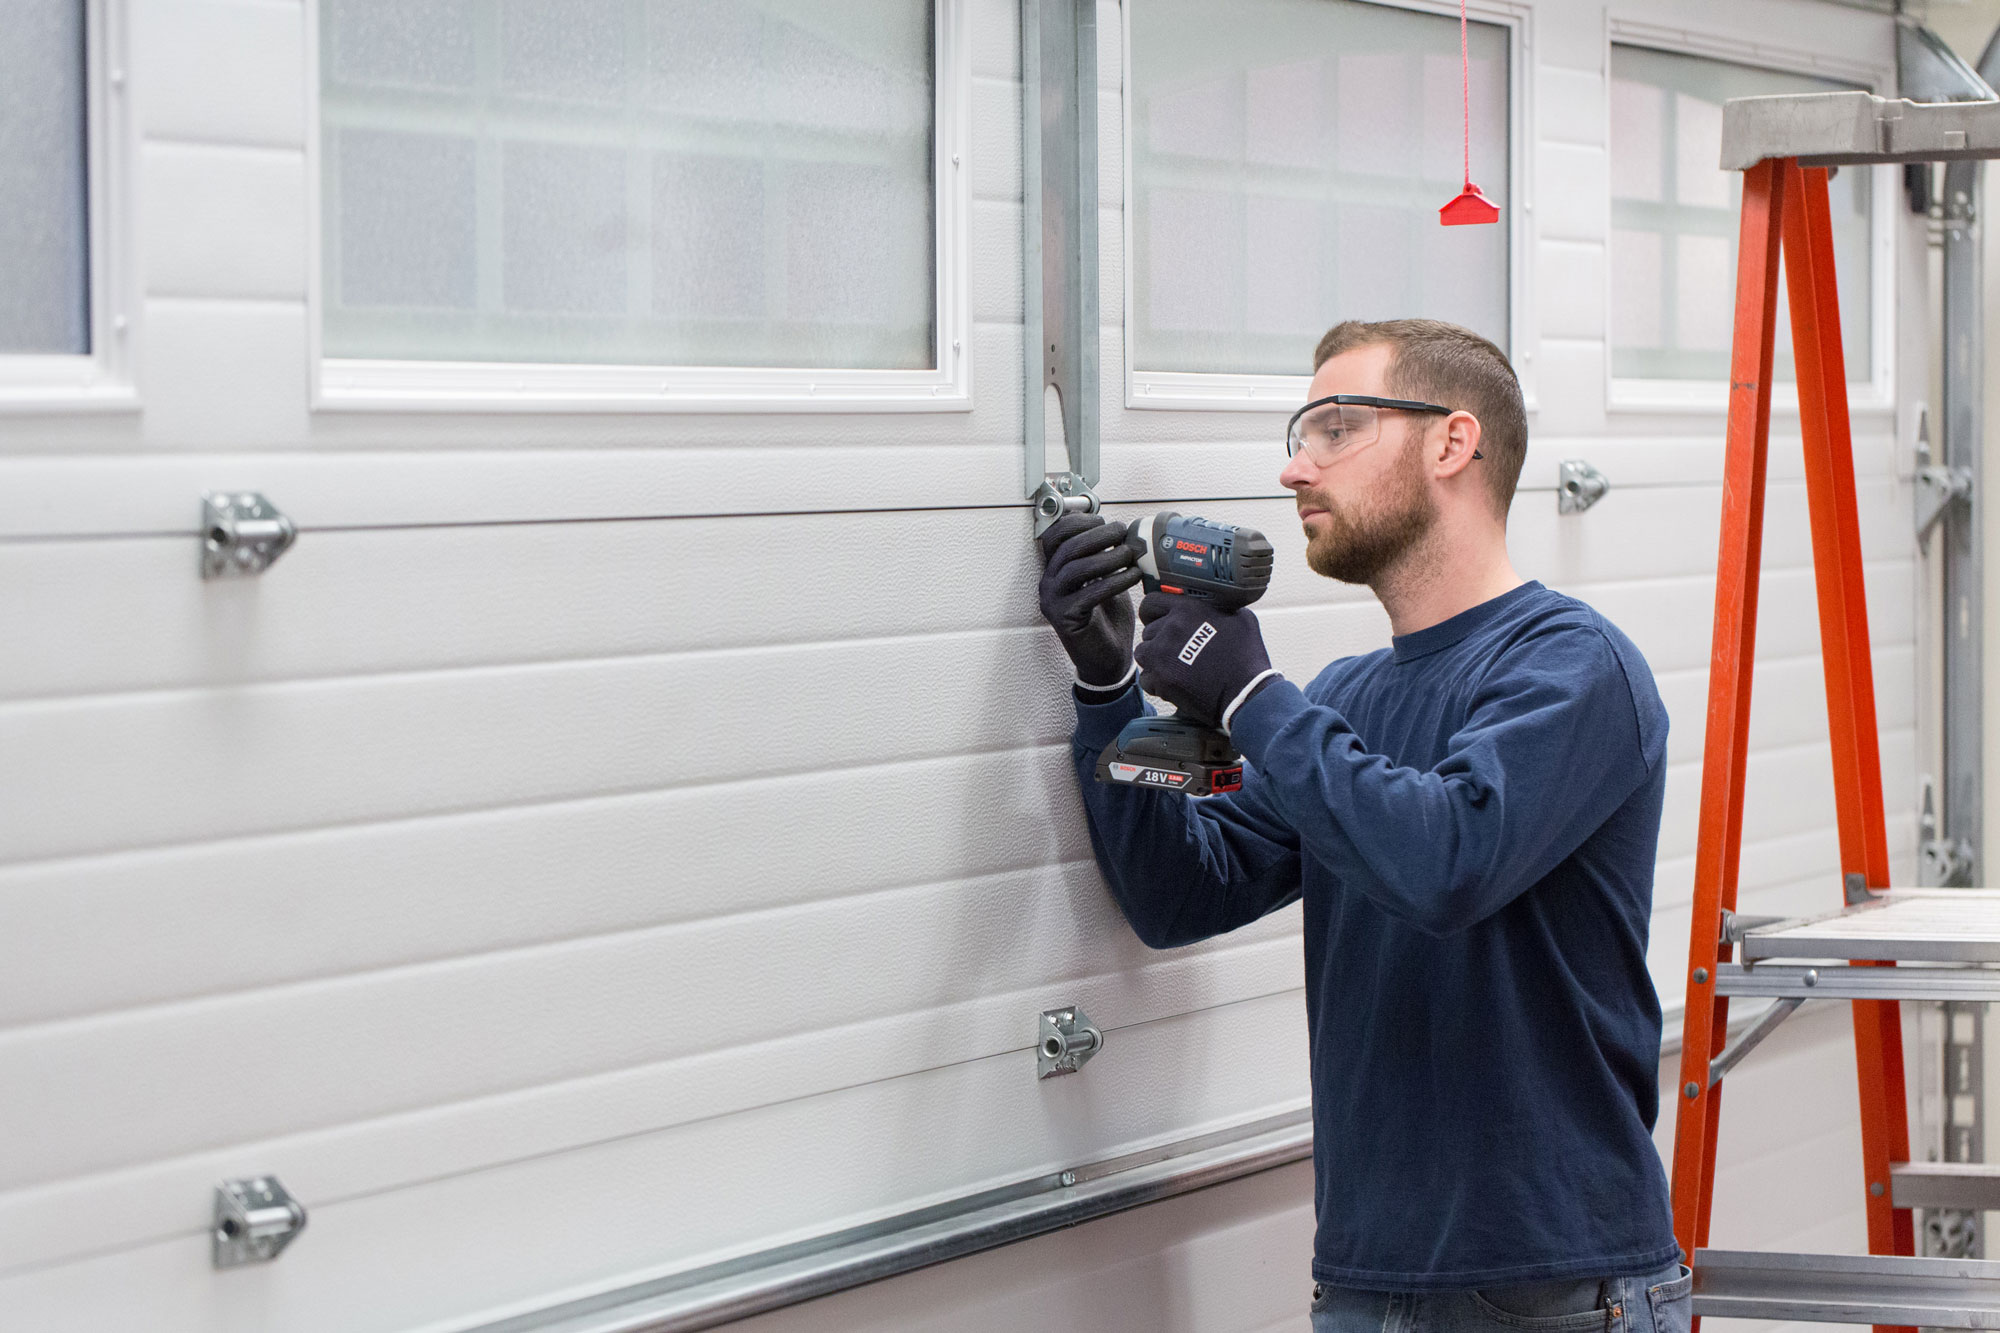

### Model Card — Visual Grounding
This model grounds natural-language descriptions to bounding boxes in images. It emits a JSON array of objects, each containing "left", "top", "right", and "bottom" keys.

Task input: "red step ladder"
[{"left": 1669, "top": 111, "right": 2000, "bottom": 1329}]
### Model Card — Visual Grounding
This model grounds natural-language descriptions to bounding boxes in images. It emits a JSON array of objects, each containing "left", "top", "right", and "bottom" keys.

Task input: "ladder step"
[
  {"left": 1715, "top": 963, "right": 2000, "bottom": 1002},
  {"left": 1693, "top": 1249, "right": 2000, "bottom": 1328},
  {"left": 1740, "top": 890, "right": 2000, "bottom": 964},
  {"left": 1892, "top": 1161, "right": 2000, "bottom": 1212}
]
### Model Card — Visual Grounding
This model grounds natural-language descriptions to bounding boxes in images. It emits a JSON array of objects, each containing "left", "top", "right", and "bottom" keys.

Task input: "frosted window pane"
[
  {"left": 1610, "top": 228, "right": 1663, "bottom": 349},
  {"left": 1132, "top": 0, "right": 1509, "bottom": 376},
  {"left": 334, "top": 130, "right": 477, "bottom": 310},
  {"left": 327, "top": 0, "right": 476, "bottom": 90},
  {"left": 0, "top": 0, "right": 89, "bottom": 355},
  {"left": 320, "top": 0, "right": 934, "bottom": 369},
  {"left": 501, "top": 0, "right": 625, "bottom": 103},
  {"left": 1673, "top": 94, "right": 1729, "bottom": 209},
  {"left": 1674, "top": 233, "right": 1732, "bottom": 351},
  {"left": 1609, "top": 45, "right": 1872, "bottom": 382},
  {"left": 503, "top": 143, "right": 627, "bottom": 313},
  {"left": 1609, "top": 80, "right": 1663, "bottom": 202}
]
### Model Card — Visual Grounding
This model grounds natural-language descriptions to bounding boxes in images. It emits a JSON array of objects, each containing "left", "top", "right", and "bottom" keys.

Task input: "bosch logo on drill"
[
  {"left": 1173, "top": 539, "right": 1209, "bottom": 555},
  {"left": 1178, "top": 622, "right": 1218, "bottom": 664}
]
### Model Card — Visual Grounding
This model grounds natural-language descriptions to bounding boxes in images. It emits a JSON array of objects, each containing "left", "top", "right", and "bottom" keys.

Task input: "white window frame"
[
  {"left": 1603, "top": 19, "right": 1896, "bottom": 416},
  {"left": 305, "top": 0, "right": 971, "bottom": 414},
  {"left": 1120, "top": 0, "right": 1536, "bottom": 414},
  {"left": 0, "top": 0, "right": 136, "bottom": 413}
]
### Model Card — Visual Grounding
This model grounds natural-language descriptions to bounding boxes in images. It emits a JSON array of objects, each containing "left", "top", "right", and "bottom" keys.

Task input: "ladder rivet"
[
  {"left": 1684, "top": 1081, "right": 1700, "bottom": 1100},
  {"left": 1870, "top": 1181, "right": 1884, "bottom": 1197},
  {"left": 1693, "top": 968, "right": 1709, "bottom": 984}
]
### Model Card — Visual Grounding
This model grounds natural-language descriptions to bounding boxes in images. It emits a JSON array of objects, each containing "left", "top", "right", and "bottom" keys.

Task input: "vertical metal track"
[
  {"left": 1939, "top": 158, "right": 1984, "bottom": 892},
  {"left": 1022, "top": 0, "right": 1100, "bottom": 524}
]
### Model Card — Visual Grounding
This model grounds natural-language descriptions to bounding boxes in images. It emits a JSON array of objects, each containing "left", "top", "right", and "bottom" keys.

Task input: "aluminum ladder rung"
[
  {"left": 1693, "top": 1249, "right": 2000, "bottom": 1328},
  {"left": 1892, "top": 1161, "right": 2000, "bottom": 1212},
  {"left": 1739, "top": 889, "right": 2000, "bottom": 964},
  {"left": 1715, "top": 963, "right": 2000, "bottom": 1002}
]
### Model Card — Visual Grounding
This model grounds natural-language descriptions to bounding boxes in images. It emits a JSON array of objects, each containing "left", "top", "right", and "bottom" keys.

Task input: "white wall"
[{"left": 0, "top": 0, "right": 1921, "bottom": 1329}]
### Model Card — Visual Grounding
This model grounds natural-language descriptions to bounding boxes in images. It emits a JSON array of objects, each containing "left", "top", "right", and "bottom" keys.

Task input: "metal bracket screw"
[
  {"left": 1557, "top": 460, "right": 1609, "bottom": 515},
  {"left": 213, "top": 1176, "right": 307, "bottom": 1269},
  {"left": 202, "top": 492, "right": 297, "bottom": 580},
  {"left": 1037, "top": 1006, "right": 1103, "bottom": 1079}
]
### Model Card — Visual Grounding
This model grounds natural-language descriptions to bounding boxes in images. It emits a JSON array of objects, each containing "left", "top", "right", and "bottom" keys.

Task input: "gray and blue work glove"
[
  {"left": 1036, "top": 514, "right": 1144, "bottom": 693},
  {"left": 1135, "top": 590, "right": 1280, "bottom": 731}
]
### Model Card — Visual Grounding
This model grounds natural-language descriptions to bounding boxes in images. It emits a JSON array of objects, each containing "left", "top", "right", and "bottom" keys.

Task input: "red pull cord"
[
  {"left": 1437, "top": 0, "right": 1498, "bottom": 225},
  {"left": 1460, "top": 0, "right": 1472, "bottom": 191}
]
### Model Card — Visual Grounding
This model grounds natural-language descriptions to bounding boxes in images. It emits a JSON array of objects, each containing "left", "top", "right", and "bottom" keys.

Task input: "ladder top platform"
[
  {"left": 1722, "top": 90, "right": 2000, "bottom": 169},
  {"left": 1740, "top": 889, "right": 2000, "bottom": 963}
]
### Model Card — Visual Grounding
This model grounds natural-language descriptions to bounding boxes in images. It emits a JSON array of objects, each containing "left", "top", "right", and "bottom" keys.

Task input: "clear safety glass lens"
[{"left": 1286, "top": 401, "right": 1381, "bottom": 464}]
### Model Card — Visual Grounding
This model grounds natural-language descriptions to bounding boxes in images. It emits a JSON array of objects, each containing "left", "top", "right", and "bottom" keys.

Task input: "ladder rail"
[
  {"left": 1669, "top": 156, "right": 1918, "bottom": 1333},
  {"left": 1780, "top": 160, "right": 1917, "bottom": 1274},
  {"left": 1671, "top": 155, "right": 1784, "bottom": 1267}
]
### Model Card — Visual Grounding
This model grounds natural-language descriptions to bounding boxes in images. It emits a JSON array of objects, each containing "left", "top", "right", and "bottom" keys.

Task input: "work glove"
[
  {"left": 1135, "top": 591, "right": 1279, "bottom": 731},
  {"left": 1037, "top": 513, "right": 1143, "bottom": 690}
]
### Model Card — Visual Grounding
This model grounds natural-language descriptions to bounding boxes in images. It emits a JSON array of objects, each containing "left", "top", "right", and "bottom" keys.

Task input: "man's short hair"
[{"left": 1312, "top": 318, "right": 1528, "bottom": 519}]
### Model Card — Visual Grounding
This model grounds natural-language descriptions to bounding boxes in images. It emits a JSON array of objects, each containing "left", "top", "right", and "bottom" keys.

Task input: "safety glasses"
[{"left": 1283, "top": 395, "right": 1481, "bottom": 466}]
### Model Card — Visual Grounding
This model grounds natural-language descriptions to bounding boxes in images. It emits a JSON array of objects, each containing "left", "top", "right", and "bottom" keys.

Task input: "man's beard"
[{"left": 1300, "top": 439, "right": 1438, "bottom": 585}]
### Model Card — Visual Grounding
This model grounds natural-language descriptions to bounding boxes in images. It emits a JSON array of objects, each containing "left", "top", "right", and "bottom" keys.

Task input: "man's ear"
[{"left": 1433, "top": 410, "right": 1484, "bottom": 480}]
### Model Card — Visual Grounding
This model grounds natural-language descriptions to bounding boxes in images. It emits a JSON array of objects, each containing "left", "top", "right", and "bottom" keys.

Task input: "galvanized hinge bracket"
[
  {"left": 202, "top": 492, "right": 297, "bottom": 579},
  {"left": 1917, "top": 463, "right": 1973, "bottom": 542},
  {"left": 1919, "top": 775, "right": 1978, "bottom": 887},
  {"left": 1037, "top": 1006, "right": 1103, "bottom": 1079},
  {"left": 1915, "top": 409, "right": 1973, "bottom": 544},
  {"left": 213, "top": 1175, "right": 307, "bottom": 1268},
  {"left": 1557, "top": 460, "right": 1609, "bottom": 515}
]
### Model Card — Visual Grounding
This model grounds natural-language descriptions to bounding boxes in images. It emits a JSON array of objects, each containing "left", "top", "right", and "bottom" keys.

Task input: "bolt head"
[
  {"left": 1693, "top": 968, "right": 1709, "bottom": 984},
  {"left": 1684, "top": 1081, "right": 1701, "bottom": 1100}
]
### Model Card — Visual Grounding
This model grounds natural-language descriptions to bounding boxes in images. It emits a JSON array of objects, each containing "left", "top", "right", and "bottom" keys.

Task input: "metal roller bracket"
[
  {"left": 1557, "top": 460, "right": 1609, "bottom": 514},
  {"left": 1037, "top": 1006, "right": 1102, "bottom": 1079},
  {"left": 202, "top": 492, "right": 297, "bottom": 579},
  {"left": 213, "top": 1175, "right": 307, "bottom": 1268},
  {"left": 1023, "top": 0, "right": 1101, "bottom": 537}
]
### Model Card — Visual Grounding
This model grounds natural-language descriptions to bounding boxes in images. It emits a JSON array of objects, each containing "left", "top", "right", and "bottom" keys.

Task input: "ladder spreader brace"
[{"left": 1675, "top": 88, "right": 2000, "bottom": 1332}]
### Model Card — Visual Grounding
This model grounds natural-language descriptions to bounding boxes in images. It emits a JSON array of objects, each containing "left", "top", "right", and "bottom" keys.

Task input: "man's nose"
[{"left": 1279, "top": 449, "right": 1317, "bottom": 491}]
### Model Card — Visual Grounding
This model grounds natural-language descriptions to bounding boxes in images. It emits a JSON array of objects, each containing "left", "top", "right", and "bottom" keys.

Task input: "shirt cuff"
[
  {"left": 1224, "top": 676, "right": 1313, "bottom": 770},
  {"left": 1071, "top": 680, "right": 1148, "bottom": 753}
]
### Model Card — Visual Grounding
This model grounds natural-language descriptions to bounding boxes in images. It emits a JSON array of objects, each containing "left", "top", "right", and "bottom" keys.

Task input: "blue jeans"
[{"left": 1311, "top": 1262, "right": 1692, "bottom": 1333}]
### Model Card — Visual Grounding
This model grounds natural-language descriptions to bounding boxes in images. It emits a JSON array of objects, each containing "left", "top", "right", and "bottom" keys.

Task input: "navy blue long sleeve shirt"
[{"left": 1070, "top": 581, "right": 1679, "bottom": 1290}]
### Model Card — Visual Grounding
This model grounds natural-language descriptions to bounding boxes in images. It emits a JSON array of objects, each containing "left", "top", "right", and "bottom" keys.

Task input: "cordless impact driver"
[{"left": 1095, "top": 513, "right": 1274, "bottom": 796}]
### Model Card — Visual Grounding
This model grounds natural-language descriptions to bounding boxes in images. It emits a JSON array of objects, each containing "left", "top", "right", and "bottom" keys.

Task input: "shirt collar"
[{"left": 1390, "top": 581, "right": 1545, "bottom": 664}]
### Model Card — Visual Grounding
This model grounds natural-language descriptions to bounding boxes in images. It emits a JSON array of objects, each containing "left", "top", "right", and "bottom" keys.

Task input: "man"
[{"left": 1037, "top": 319, "right": 1689, "bottom": 1333}]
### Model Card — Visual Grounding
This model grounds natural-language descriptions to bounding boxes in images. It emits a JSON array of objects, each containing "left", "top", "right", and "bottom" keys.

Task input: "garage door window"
[
  {"left": 1127, "top": 0, "right": 1511, "bottom": 401},
  {"left": 317, "top": 0, "right": 961, "bottom": 407},
  {"left": 1609, "top": 44, "right": 1876, "bottom": 396},
  {"left": 0, "top": 0, "right": 91, "bottom": 356}
]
